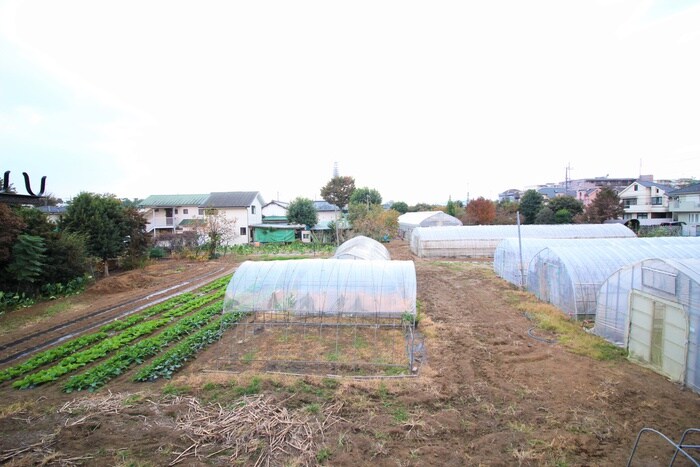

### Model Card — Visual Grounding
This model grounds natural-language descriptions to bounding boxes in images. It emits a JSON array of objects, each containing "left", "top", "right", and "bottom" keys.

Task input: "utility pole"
[{"left": 565, "top": 163, "right": 574, "bottom": 192}]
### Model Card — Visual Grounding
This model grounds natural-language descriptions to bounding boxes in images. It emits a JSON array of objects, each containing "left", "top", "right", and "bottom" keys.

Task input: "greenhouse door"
[{"left": 627, "top": 291, "right": 688, "bottom": 383}]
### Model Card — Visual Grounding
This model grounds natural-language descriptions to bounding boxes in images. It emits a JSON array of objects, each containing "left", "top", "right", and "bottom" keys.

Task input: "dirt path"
[{"left": 0, "top": 241, "right": 698, "bottom": 466}]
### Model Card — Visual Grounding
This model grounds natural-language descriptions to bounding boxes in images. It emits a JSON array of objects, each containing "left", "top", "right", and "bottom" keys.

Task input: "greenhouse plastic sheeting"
[
  {"left": 223, "top": 259, "right": 416, "bottom": 317},
  {"left": 333, "top": 235, "right": 391, "bottom": 260},
  {"left": 593, "top": 258, "right": 700, "bottom": 394},
  {"left": 410, "top": 223, "right": 635, "bottom": 258},
  {"left": 494, "top": 237, "right": 700, "bottom": 288},
  {"left": 398, "top": 211, "right": 462, "bottom": 241},
  {"left": 526, "top": 239, "right": 700, "bottom": 318}
]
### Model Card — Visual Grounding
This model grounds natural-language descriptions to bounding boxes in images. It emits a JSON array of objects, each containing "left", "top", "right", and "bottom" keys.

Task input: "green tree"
[
  {"left": 121, "top": 206, "right": 149, "bottom": 269},
  {"left": 43, "top": 232, "right": 89, "bottom": 285},
  {"left": 61, "top": 192, "right": 138, "bottom": 276},
  {"left": 554, "top": 208, "right": 573, "bottom": 224},
  {"left": 391, "top": 201, "right": 409, "bottom": 214},
  {"left": 548, "top": 196, "right": 583, "bottom": 218},
  {"left": 519, "top": 190, "right": 544, "bottom": 224},
  {"left": 534, "top": 207, "right": 555, "bottom": 224},
  {"left": 582, "top": 187, "right": 624, "bottom": 223},
  {"left": 410, "top": 203, "right": 435, "bottom": 212},
  {"left": 350, "top": 187, "right": 382, "bottom": 207},
  {"left": 321, "top": 176, "right": 355, "bottom": 244},
  {"left": 287, "top": 197, "right": 318, "bottom": 229},
  {"left": 446, "top": 197, "right": 457, "bottom": 217},
  {"left": 7, "top": 234, "right": 46, "bottom": 290}
]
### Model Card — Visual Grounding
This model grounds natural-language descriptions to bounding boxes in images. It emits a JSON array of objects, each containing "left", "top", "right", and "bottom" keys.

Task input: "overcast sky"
[{"left": 1, "top": 0, "right": 699, "bottom": 205}]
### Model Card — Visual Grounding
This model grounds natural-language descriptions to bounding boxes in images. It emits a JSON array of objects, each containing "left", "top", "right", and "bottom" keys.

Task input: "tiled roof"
[
  {"left": 36, "top": 205, "right": 67, "bottom": 214},
  {"left": 201, "top": 192, "right": 262, "bottom": 208},
  {"left": 313, "top": 200, "right": 340, "bottom": 211},
  {"left": 139, "top": 194, "right": 209, "bottom": 207},
  {"left": 668, "top": 183, "right": 700, "bottom": 196},
  {"left": 635, "top": 180, "right": 675, "bottom": 192}
]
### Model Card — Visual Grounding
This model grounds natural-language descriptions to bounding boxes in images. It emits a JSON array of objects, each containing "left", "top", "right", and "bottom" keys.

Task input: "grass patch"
[
  {"left": 508, "top": 290, "right": 627, "bottom": 362},
  {"left": 162, "top": 383, "right": 191, "bottom": 395},
  {"left": 392, "top": 406, "right": 409, "bottom": 423}
]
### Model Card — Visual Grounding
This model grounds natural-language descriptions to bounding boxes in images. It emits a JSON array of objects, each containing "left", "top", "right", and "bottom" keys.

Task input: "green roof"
[
  {"left": 139, "top": 194, "right": 210, "bottom": 207},
  {"left": 179, "top": 219, "right": 206, "bottom": 227}
]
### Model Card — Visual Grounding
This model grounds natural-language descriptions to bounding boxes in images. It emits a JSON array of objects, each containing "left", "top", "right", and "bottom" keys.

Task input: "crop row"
[
  {"left": 63, "top": 301, "right": 227, "bottom": 392},
  {"left": 133, "top": 311, "right": 243, "bottom": 382},
  {"left": 99, "top": 292, "right": 196, "bottom": 333}
]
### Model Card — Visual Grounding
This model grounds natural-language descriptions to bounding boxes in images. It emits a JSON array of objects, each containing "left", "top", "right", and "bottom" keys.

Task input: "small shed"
[
  {"left": 252, "top": 223, "right": 305, "bottom": 243},
  {"left": 593, "top": 258, "right": 700, "bottom": 394},
  {"left": 333, "top": 236, "right": 391, "bottom": 261},
  {"left": 398, "top": 211, "right": 462, "bottom": 241}
]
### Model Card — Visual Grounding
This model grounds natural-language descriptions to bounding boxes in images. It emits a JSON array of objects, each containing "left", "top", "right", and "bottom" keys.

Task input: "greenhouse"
[
  {"left": 494, "top": 237, "right": 700, "bottom": 288},
  {"left": 333, "top": 235, "right": 391, "bottom": 261},
  {"left": 221, "top": 258, "right": 418, "bottom": 375},
  {"left": 526, "top": 239, "right": 700, "bottom": 318},
  {"left": 410, "top": 223, "right": 635, "bottom": 258},
  {"left": 593, "top": 258, "right": 700, "bottom": 394},
  {"left": 398, "top": 211, "right": 462, "bottom": 241}
]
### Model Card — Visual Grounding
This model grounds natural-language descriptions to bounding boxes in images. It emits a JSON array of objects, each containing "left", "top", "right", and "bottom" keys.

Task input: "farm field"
[{"left": 0, "top": 241, "right": 699, "bottom": 466}]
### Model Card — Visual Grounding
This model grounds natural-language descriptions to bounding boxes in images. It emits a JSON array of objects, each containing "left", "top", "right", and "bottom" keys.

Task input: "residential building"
[
  {"left": 618, "top": 178, "right": 674, "bottom": 221},
  {"left": 36, "top": 205, "right": 68, "bottom": 223},
  {"left": 498, "top": 189, "right": 522, "bottom": 203},
  {"left": 261, "top": 200, "right": 290, "bottom": 224},
  {"left": 669, "top": 182, "right": 700, "bottom": 236},
  {"left": 138, "top": 191, "right": 264, "bottom": 245}
]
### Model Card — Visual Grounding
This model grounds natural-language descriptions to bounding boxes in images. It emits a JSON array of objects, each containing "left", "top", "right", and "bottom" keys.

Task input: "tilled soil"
[{"left": 0, "top": 241, "right": 698, "bottom": 466}]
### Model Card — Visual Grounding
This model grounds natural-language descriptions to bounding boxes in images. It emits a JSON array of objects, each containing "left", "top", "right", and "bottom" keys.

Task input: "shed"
[
  {"left": 593, "top": 258, "right": 700, "bottom": 394},
  {"left": 411, "top": 223, "right": 636, "bottom": 258},
  {"left": 333, "top": 236, "right": 391, "bottom": 261},
  {"left": 398, "top": 211, "right": 462, "bottom": 241},
  {"left": 526, "top": 239, "right": 700, "bottom": 318},
  {"left": 252, "top": 223, "right": 305, "bottom": 243}
]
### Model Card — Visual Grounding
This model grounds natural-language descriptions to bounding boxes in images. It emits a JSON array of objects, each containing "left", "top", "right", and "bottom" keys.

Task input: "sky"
[{"left": 1, "top": 0, "right": 699, "bottom": 205}]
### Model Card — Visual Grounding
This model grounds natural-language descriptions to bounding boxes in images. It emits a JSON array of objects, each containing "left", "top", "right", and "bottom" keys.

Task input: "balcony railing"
[
  {"left": 146, "top": 217, "right": 175, "bottom": 230},
  {"left": 670, "top": 200, "right": 700, "bottom": 211}
]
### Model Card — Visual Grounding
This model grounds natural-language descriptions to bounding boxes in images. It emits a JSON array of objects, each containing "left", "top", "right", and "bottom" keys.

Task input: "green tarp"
[{"left": 254, "top": 228, "right": 296, "bottom": 243}]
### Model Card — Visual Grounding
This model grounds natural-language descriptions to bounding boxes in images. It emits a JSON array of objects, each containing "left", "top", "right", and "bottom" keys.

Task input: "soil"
[{"left": 0, "top": 241, "right": 699, "bottom": 466}]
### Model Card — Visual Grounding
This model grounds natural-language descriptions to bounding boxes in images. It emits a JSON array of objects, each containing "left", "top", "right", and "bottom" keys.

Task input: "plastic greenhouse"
[
  {"left": 333, "top": 235, "right": 391, "bottom": 261},
  {"left": 221, "top": 258, "right": 418, "bottom": 375},
  {"left": 593, "top": 258, "right": 700, "bottom": 394},
  {"left": 410, "top": 223, "right": 635, "bottom": 258},
  {"left": 526, "top": 239, "right": 700, "bottom": 318},
  {"left": 398, "top": 211, "right": 462, "bottom": 241},
  {"left": 494, "top": 237, "right": 700, "bottom": 288}
]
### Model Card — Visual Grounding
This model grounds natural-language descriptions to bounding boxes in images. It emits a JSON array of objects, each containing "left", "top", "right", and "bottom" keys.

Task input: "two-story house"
[
  {"left": 669, "top": 182, "right": 700, "bottom": 236},
  {"left": 618, "top": 178, "right": 674, "bottom": 222},
  {"left": 139, "top": 191, "right": 264, "bottom": 245}
]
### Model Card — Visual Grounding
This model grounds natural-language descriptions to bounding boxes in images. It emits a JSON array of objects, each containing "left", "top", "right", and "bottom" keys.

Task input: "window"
[
  {"left": 155, "top": 208, "right": 160, "bottom": 212},
  {"left": 240, "top": 227, "right": 247, "bottom": 236},
  {"left": 198, "top": 209, "right": 205, "bottom": 215},
  {"left": 651, "top": 197, "right": 663, "bottom": 206},
  {"left": 174, "top": 208, "right": 178, "bottom": 214},
  {"left": 251, "top": 205, "right": 256, "bottom": 214},
  {"left": 183, "top": 208, "right": 188, "bottom": 214},
  {"left": 637, "top": 213, "right": 648, "bottom": 219},
  {"left": 624, "top": 199, "right": 637, "bottom": 208},
  {"left": 634, "top": 185, "right": 638, "bottom": 191}
]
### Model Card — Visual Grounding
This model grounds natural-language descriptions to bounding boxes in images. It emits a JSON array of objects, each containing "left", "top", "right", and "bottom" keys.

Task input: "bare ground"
[{"left": 0, "top": 241, "right": 698, "bottom": 466}]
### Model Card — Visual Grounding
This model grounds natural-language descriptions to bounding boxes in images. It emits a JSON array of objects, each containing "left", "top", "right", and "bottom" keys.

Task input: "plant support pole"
[{"left": 517, "top": 211, "right": 525, "bottom": 290}]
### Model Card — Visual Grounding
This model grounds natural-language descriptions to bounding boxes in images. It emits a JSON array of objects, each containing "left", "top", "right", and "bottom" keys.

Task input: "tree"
[
  {"left": 0, "top": 204, "right": 25, "bottom": 265},
  {"left": 534, "top": 207, "right": 555, "bottom": 224},
  {"left": 121, "top": 206, "right": 149, "bottom": 269},
  {"left": 519, "top": 190, "right": 544, "bottom": 224},
  {"left": 348, "top": 205, "right": 399, "bottom": 241},
  {"left": 6, "top": 234, "right": 46, "bottom": 290},
  {"left": 42, "top": 232, "right": 89, "bottom": 285},
  {"left": 61, "top": 192, "right": 137, "bottom": 276},
  {"left": 582, "top": 187, "right": 624, "bottom": 223},
  {"left": 548, "top": 196, "right": 583, "bottom": 219},
  {"left": 320, "top": 176, "right": 356, "bottom": 211},
  {"left": 321, "top": 176, "right": 355, "bottom": 244},
  {"left": 196, "top": 209, "right": 237, "bottom": 259},
  {"left": 391, "top": 201, "right": 409, "bottom": 214},
  {"left": 446, "top": 197, "right": 457, "bottom": 217},
  {"left": 287, "top": 197, "right": 318, "bottom": 229},
  {"left": 494, "top": 200, "right": 518, "bottom": 225},
  {"left": 410, "top": 203, "right": 435, "bottom": 212},
  {"left": 349, "top": 187, "right": 382, "bottom": 206},
  {"left": 464, "top": 197, "right": 496, "bottom": 225},
  {"left": 554, "top": 208, "right": 573, "bottom": 224}
]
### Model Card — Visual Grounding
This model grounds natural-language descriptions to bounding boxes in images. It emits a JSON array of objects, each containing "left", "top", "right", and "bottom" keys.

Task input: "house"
[
  {"left": 618, "top": 178, "right": 674, "bottom": 222},
  {"left": 498, "top": 189, "right": 522, "bottom": 203},
  {"left": 138, "top": 191, "right": 264, "bottom": 245},
  {"left": 36, "top": 205, "right": 68, "bottom": 223},
  {"left": 669, "top": 182, "right": 700, "bottom": 236},
  {"left": 537, "top": 186, "right": 576, "bottom": 200},
  {"left": 314, "top": 200, "right": 342, "bottom": 224},
  {"left": 261, "top": 200, "right": 290, "bottom": 224}
]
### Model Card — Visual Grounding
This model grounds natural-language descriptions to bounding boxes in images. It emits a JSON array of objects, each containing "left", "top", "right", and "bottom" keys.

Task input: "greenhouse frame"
[
  {"left": 593, "top": 258, "right": 700, "bottom": 394},
  {"left": 410, "top": 223, "right": 635, "bottom": 258},
  {"left": 494, "top": 237, "right": 700, "bottom": 288},
  {"left": 333, "top": 235, "right": 391, "bottom": 261},
  {"left": 398, "top": 211, "right": 462, "bottom": 241},
  {"left": 526, "top": 239, "right": 700, "bottom": 318},
  {"left": 220, "top": 258, "right": 418, "bottom": 375}
]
